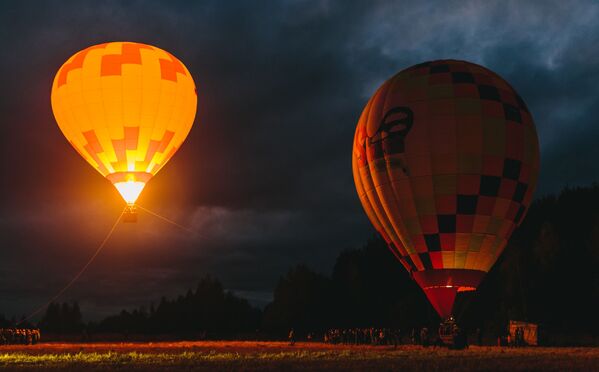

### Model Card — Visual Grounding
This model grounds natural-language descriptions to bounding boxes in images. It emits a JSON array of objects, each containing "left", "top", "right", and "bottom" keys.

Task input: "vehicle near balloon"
[
  {"left": 508, "top": 320, "right": 538, "bottom": 346},
  {"left": 352, "top": 60, "right": 540, "bottom": 321},
  {"left": 51, "top": 42, "right": 197, "bottom": 221}
]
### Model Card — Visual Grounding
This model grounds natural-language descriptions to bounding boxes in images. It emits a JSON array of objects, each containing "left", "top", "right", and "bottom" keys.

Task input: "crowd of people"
[
  {"left": 0, "top": 328, "right": 41, "bottom": 345},
  {"left": 323, "top": 328, "right": 403, "bottom": 346},
  {"left": 315, "top": 325, "right": 475, "bottom": 349}
]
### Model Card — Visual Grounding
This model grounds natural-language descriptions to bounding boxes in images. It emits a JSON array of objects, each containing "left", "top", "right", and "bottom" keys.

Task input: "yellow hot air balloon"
[{"left": 51, "top": 42, "right": 197, "bottom": 217}]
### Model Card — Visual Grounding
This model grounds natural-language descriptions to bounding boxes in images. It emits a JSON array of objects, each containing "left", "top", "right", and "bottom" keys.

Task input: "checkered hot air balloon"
[
  {"left": 352, "top": 60, "right": 540, "bottom": 319},
  {"left": 51, "top": 42, "right": 197, "bottom": 219}
]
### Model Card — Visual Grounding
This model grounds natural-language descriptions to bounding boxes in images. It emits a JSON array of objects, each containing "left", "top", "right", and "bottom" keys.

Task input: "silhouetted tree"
[
  {"left": 332, "top": 237, "right": 431, "bottom": 329},
  {"left": 38, "top": 302, "right": 84, "bottom": 333},
  {"left": 0, "top": 314, "right": 10, "bottom": 328},
  {"left": 262, "top": 265, "right": 336, "bottom": 333},
  {"left": 94, "top": 275, "right": 260, "bottom": 337},
  {"left": 461, "top": 184, "right": 599, "bottom": 338}
]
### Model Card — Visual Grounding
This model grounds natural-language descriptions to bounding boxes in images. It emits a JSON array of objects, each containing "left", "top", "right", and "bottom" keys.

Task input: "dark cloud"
[{"left": 0, "top": 0, "right": 598, "bottom": 319}]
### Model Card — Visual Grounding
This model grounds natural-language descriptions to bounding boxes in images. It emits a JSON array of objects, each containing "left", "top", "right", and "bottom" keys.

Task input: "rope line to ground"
[{"left": 17, "top": 208, "right": 125, "bottom": 325}]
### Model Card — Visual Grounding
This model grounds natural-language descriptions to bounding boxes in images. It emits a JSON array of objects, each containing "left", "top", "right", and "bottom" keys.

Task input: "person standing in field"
[
  {"left": 421, "top": 327, "right": 429, "bottom": 347},
  {"left": 392, "top": 329, "right": 399, "bottom": 348},
  {"left": 288, "top": 328, "right": 295, "bottom": 346}
]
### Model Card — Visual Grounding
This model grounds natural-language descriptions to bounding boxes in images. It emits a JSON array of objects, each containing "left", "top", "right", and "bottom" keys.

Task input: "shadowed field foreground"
[{"left": 0, "top": 341, "right": 597, "bottom": 371}]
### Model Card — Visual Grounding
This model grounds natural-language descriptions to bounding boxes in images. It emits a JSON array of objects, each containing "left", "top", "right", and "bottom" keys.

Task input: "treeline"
[
  {"left": 261, "top": 241, "right": 431, "bottom": 333},
  {"left": 39, "top": 302, "right": 83, "bottom": 333},
  {"left": 463, "top": 184, "right": 599, "bottom": 335},
  {"left": 23, "top": 276, "right": 261, "bottom": 337},
  {"left": 94, "top": 276, "right": 260, "bottom": 335},
  {"left": 264, "top": 184, "right": 599, "bottom": 337},
  {"left": 5, "top": 184, "right": 598, "bottom": 339}
]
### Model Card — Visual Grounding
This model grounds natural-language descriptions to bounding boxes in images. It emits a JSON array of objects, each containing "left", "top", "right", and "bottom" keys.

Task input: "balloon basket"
[
  {"left": 438, "top": 317, "right": 457, "bottom": 346},
  {"left": 123, "top": 205, "right": 138, "bottom": 223},
  {"left": 438, "top": 317, "right": 468, "bottom": 349}
]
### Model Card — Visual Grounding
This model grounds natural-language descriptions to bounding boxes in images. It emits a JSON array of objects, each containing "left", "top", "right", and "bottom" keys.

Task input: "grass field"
[{"left": 0, "top": 341, "right": 597, "bottom": 371}]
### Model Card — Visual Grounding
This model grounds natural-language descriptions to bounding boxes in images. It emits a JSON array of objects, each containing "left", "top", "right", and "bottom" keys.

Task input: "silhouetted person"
[
  {"left": 452, "top": 327, "right": 468, "bottom": 350},
  {"left": 420, "top": 327, "right": 429, "bottom": 347},
  {"left": 288, "top": 328, "right": 295, "bottom": 346},
  {"left": 516, "top": 327, "right": 524, "bottom": 347}
]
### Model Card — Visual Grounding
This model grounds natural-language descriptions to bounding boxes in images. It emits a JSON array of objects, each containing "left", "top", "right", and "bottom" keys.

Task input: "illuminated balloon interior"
[{"left": 113, "top": 181, "right": 146, "bottom": 205}]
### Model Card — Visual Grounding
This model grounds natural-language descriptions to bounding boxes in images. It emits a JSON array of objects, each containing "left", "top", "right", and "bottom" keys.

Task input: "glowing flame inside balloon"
[{"left": 113, "top": 181, "right": 146, "bottom": 205}]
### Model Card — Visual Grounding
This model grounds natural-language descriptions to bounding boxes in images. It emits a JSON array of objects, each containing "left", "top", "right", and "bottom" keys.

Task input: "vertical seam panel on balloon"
[
  {"left": 404, "top": 75, "right": 428, "bottom": 271},
  {"left": 183, "top": 63, "right": 197, "bottom": 146},
  {"left": 81, "top": 46, "right": 105, "bottom": 175},
  {"left": 357, "top": 97, "right": 396, "bottom": 257},
  {"left": 364, "top": 82, "right": 413, "bottom": 267},
  {"left": 178, "top": 75, "right": 192, "bottom": 154},
  {"left": 158, "top": 54, "right": 184, "bottom": 174},
  {"left": 353, "top": 102, "right": 386, "bottom": 249},
  {"left": 425, "top": 75, "right": 442, "bottom": 268},
  {"left": 56, "top": 61, "right": 80, "bottom": 164},
  {"left": 52, "top": 75, "right": 76, "bottom": 168},
  {"left": 458, "top": 62, "right": 477, "bottom": 271},
  {"left": 364, "top": 84, "right": 402, "bottom": 258},
  {"left": 64, "top": 53, "right": 95, "bottom": 174},
  {"left": 167, "top": 53, "right": 192, "bottom": 164},
  {"left": 179, "top": 67, "right": 195, "bottom": 157},
  {"left": 120, "top": 43, "right": 129, "bottom": 172},
  {"left": 381, "top": 73, "right": 414, "bottom": 259},
  {"left": 99, "top": 45, "right": 113, "bottom": 171},
  {"left": 148, "top": 48, "right": 165, "bottom": 172},
  {"left": 138, "top": 45, "right": 146, "bottom": 171},
  {"left": 467, "top": 73, "right": 482, "bottom": 272}
]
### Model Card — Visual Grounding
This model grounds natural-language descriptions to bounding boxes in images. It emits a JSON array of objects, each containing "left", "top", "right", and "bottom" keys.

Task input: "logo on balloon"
[
  {"left": 367, "top": 106, "right": 413, "bottom": 174},
  {"left": 368, "top": 106, "right": 413, "bottom": 149}
]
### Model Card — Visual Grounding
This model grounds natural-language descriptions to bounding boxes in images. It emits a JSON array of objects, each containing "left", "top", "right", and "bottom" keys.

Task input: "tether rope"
[
  {"left": 16, "top": 208, "right": 125, "bottom": 325},
  {"left": 136, "top": 204, "right": 200, "bottom": 237}
]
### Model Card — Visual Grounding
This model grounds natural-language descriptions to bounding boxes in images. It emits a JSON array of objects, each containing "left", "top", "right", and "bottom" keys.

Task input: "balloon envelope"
[
  {"left": 51, "top": 42, "right": 197, "bottom": 204},
  {"left": 352, "top": 60, "right": 540, "bottom": 318}
]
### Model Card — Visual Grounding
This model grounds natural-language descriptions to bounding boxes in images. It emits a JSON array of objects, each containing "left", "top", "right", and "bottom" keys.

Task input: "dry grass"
[{"left": 0, "top": 341, "right": 597, "bottom": 371}]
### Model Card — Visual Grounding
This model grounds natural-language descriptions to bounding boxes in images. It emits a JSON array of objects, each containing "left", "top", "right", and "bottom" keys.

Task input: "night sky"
[{"left": 1, "top": 0, "right": 598, "bottom": 320}]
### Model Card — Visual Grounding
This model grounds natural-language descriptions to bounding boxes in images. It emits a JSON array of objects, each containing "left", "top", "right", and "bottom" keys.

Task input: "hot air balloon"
[
  {"left": 352, "top": 60, "right": 540, "bottom": 319},
  {"left": 51, "top": 42, "right": 197, "bottom": 221}
]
